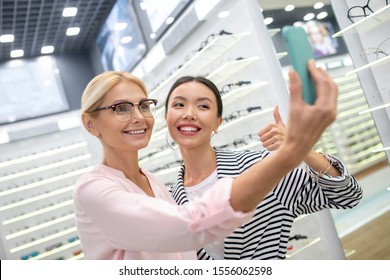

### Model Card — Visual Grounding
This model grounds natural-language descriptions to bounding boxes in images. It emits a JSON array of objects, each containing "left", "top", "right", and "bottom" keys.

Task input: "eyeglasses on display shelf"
[
  {"left": 220, "top": 80, "right": 252, "bottom": 95},
  {"left": 223, "top": 106, "right": 262, "bottom": 123},
  {"left": 184, "top": 30, "right": 234, "bottom": 62},
  {"left": 286, "top": 236, "right": 322, "bottom": 259},
  {"left": 347, "top": 0, "right": 389, "bottom": 23},
  {"left": 359, "top": 37, "right": 389, "bottom": 63},
  {"left": 215, "top": 133, "right": 260, "bottom": 150}
]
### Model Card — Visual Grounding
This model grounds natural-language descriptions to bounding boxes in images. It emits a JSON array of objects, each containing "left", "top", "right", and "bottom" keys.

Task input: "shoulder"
[
  {"left": 75, "top": 165, "right": 115, "bottom": 185},
  {"left": 216, "top": 149, "right": 269, "bottom": 164},
  {"left": 73, "top": 165, "right": 121, "bottom": 199}
]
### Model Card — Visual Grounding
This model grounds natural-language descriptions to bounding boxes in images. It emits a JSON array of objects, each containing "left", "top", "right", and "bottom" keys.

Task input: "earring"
[{"left": 166, "top": 131, "right": 178, "bottom": 150}]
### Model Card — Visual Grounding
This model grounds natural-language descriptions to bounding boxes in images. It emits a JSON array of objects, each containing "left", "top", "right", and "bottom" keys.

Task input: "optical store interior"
[{"left": 0, "top": 0, "right": 389, "bottom": 260}]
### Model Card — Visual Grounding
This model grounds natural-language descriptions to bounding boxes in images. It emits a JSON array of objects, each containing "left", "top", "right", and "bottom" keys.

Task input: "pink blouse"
[{"left": 73, "top": 164, "right": 252, "bottom": 259}]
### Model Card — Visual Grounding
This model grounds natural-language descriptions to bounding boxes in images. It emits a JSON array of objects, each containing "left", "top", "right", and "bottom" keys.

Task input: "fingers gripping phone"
[{"left": 282, "top": 26, "right": 316, "bottom": 105}]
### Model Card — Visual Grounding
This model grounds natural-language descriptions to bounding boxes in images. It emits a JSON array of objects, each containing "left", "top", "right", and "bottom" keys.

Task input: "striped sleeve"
[{"left": 273, "top": 153, "right": 363, "bottom": 216}]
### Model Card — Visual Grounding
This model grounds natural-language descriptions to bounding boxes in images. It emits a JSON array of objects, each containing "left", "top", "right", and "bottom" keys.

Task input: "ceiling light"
[
  {"left": 140, "top": 2, "right": 148, "bottom": 10},
  {"left": 314, "top": 2, "right": 325, "bottom": 9},
  {"left": 303, "top": 13, "right": 315, "bottom": 21},
  {"left": 138, "top": 44, "right": 146, "bottom": 51},
  {"left": 10, "top": 49, "right": 24, "bottom": 58},
  {"left": 115, "top": 22, "right": 128, "bottom": 31},
  {"left": 165, "top": 17, "right": 174, "bottom": 25},
  {"left": 0, "top": 34, "right": 14, "bottom": 43},
  {"left": 0, "top": 132, "right": 10, "bottom": 144},
  {"left": 120, "top": 36, "right": 133, "bottom": 44},
  {"left": 317, "top": 11, "right": 328, "bottom": 19},
  {"left": 195, "top": 0, "right": 222, "bottom": 21},
  {"left": 66, "top": 27, "right": 80, "bottom": 36},
  {"left": 62, "top": 7, "right": 78, "bottom": 17},
  {"left": 285, "top": 5, "right": 295, "bottom": 12},
  {"left": 218, "top": 11, "right": 230, "bottom": 18},
  {"left": 41, "top": 45, "right": 54, "bottom": 54},
  {"left": 264, "top": 17, "right": 274, "bottom": 25},
  {"left": 150, "top": 33, "right": 156, "bottom": 39}
]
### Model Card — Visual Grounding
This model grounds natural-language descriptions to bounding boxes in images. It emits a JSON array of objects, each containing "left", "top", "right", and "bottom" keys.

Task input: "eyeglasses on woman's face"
[{"left": 93, "top": 99, "right": 158, "bottom": 122}]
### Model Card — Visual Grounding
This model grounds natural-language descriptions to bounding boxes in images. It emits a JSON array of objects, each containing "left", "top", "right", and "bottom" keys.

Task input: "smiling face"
[
  {"left": 85, "top": 80, "right": 154, "bottom": 154},
  {"left": 165, "top": 81, "right": 222, "bottom": 150}
]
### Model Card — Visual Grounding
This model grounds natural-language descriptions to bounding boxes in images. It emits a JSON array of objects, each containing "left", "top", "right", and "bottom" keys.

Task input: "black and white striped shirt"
[{"left": 170, "top": 149, "right": 362, "bottom": 260}]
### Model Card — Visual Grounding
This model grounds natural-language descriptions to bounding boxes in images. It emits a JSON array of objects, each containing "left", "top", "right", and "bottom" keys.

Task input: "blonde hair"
[{"left": 81, "top": 71, "right": 148, "bottom": 114}]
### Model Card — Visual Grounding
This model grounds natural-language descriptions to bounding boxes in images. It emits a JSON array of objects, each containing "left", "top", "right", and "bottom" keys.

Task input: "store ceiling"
[
  {"left": 0, "top": 0, "right": 116, "bottom": 62},
  {"left": 0, "top": 0, "right": 332, "bottom": 62}
]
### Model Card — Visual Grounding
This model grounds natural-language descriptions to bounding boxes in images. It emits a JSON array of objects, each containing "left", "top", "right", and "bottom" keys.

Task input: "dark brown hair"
[{"left": 165, "top": 76, "right": 223, "bottom": 117}]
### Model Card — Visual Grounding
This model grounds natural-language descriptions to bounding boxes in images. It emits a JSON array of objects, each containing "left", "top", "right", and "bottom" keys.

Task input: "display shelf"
[
  {"left": 154, "top": 166, "right": 181, "bottom": 177},
  {"left": 149, "top": 32, "right": 251, "bottom": 98},
  {"left": 332, "top": 4, "right": 390, "bottom": 38},
  {"left": 2, "top": 200, "right": 74, "bottom": 226},
  {"left": 219, "top": 107, "right": 273, "bottom": 132},
  {"left": 0, "top": 117, "right": 91, "bottom": 260},
  {"left": 334, "top": 114, "right": 373, "bottom": 131},
  {"left": 276, "top": 51, "right": 287, "bottom": 60},
  {"left": 221, "top": 81, "right": 268, "bottom": 105},
  {"left": 68, "top": 252, "right": 84, "bottom": 260},
  {"left": 337, "top": 80, "right": 362, "bottom": 93},
  {"left": 235, "top": 140, "right": 263, "bottom": 151},
  {"left": 286, "top": 237, "right": 321, "bottom": 259},
  {"left": 139, "top": 148, "right": 181, "bottom": 168},
  {"left": 359, "top": 102, "right": 390, "bottom": 114},
  {"left": 9, "top": 227, "right": 76, "bottom": 253},
  {"left": 345, "top": 55, "right": 390, "bottom": 76},
  {"left": 337, "top": 97, "right": 368, "bottom": 112},
  {"left": 148, "top": 127, "right": 168, "bottom": 145},
  {"left": 206, "top": 56, "right": 260, "bottom": 85},
  {"left": 349, "top": 149, "right": 385, "bottom": 172},
  {"left": 338, "top": 89, "right": 364, "bottom": 102},
  {"left": 139, "top": 148, "right": 172, "bottom": 164},
  {"left": 373, "top": 146, "right": 390, "bottom": 152},
  {"left": 268, "top": 28, "right": 280, "bottom": 37},
  {"left": 30, "top": 239, "right": 80, "bottom": 260}
]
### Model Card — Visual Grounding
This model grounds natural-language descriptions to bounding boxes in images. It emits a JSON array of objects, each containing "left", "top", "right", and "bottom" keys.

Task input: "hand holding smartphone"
[{"left": 282, "top": 26, "right": 316, "bottom": 105}]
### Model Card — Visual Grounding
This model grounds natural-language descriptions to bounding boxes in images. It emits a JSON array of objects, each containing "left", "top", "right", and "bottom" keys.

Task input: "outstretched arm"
[{"left": 230, "top": 60, "right": 339, "bottom": 212}]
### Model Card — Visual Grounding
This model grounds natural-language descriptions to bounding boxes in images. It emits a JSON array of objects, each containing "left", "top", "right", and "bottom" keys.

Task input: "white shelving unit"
[
  {"left": 0, "top": 111, "right": 92, "bottom": 260},
  {"left": 330, "top": 0, "right": 390, "bottom": 162},
  {"left": 315, "top": 63, "right": 386, "bottom": 174}
]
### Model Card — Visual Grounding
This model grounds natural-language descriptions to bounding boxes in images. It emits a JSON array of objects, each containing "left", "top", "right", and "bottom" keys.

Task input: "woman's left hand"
[{"left": 258, "top": 105, "right": 286, "bottom": 151}]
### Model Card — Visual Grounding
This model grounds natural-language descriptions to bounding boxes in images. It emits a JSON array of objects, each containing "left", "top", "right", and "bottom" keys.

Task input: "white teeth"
[
  {"left": 180, "top": 126, "right": 197, "bottom": 132},
  {"left": 124, "top": 129, "right": 145, "bottom": 135}
]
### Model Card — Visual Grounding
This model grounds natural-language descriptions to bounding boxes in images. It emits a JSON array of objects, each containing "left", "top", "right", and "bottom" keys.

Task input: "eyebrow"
[
  {"left": 172, "top": 96, "right": 213, "bottom": 102},
  {"left": 111, "top": 98, "right": 148, "bottom": 104}
]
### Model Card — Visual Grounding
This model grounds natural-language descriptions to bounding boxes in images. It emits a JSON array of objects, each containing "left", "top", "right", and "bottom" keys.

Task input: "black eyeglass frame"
[
  {"left": 220, "top": 80, "right": 252, "bottom": 95},
  {"left": 347, "top": 0, "right": 389, "bottom": 23},
  {"left": 92, "top": 99, "right": 158, "bottom": 120}
]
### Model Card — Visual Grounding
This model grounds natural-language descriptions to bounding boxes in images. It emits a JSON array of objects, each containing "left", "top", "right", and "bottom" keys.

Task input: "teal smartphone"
[{"left": 282, "top": 26, "right": 316, "bottom": 105}]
